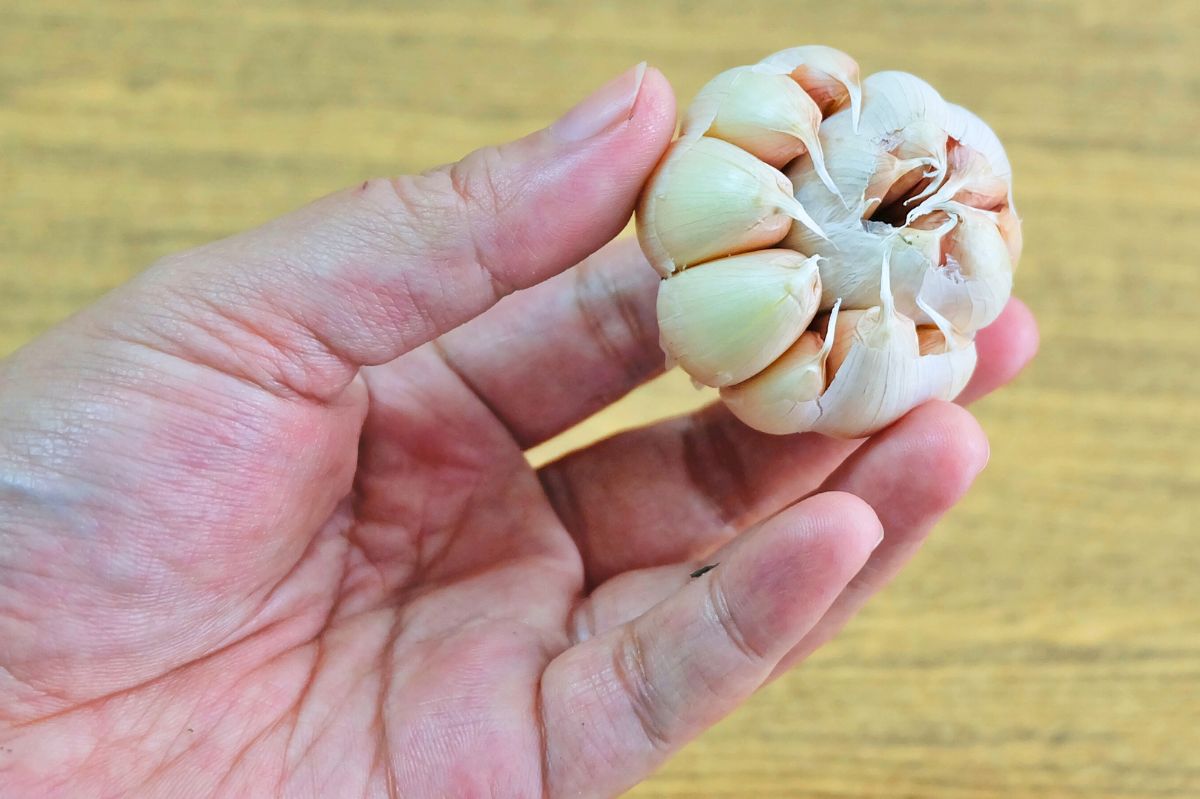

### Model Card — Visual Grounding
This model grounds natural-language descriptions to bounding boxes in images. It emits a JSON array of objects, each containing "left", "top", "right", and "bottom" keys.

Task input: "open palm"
[{"left": 0, "top": 67, "right": 1036, "bottom": 798}]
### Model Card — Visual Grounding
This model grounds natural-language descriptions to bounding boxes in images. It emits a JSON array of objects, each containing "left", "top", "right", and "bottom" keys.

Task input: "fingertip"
[
  {"left": 959, "top": 297, "right": 1040, "bottom": 405},
  {"left": 982, "top": 297, "right": 1040, "bottom": 367},
  {"left": 836, "top": 402, "right": 989, "bottom": 534},
  {"left": 773, "top": 403, "right": 993, "bottom": 677},
  {"left": 944, "top": 403, "right": 991, "bottom": 480},
  {"left": 523, "top": 63, "right": 675, "bottom": 268},
  {"left": 629, "top": 65, "right": 678, "bottom": 141},
  {"left": 713, "top": 493, "right": 879, "bottom": 658},
  {"left": 905, "top": 401, "right": 990, "bottom": 493},
  {"left": 1009, "top": 297, "right": 1041, "bottom": 361},
  {"left": 767, "top": 491, "right": 884, "bottom": 578}
]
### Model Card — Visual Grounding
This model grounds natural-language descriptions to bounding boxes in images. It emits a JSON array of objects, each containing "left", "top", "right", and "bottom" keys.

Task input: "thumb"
[{"left": 91, "top": 63, "right": 676, "bottom": 401}]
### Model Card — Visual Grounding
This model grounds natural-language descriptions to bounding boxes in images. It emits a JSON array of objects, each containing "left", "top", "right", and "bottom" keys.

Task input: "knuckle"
[
  {"left": 611, "top": 625, "right": 672, "bottom": 753},
  {"left": 573, "top": 257, "right": 660, "bottom": 390},
  {"left": 445, "top": 145, "right": 516, "bottom": 221},
  {"left": 443, "top": 148, "right": 517, "bottom": 298},
  {"left": 707, "top": 576, "right": 767, "bottom": 663}
]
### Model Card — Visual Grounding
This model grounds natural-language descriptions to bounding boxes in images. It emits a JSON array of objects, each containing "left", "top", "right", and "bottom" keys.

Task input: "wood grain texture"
[{"left": 2, "top": 1, "right": 1197, "bottom": 796}]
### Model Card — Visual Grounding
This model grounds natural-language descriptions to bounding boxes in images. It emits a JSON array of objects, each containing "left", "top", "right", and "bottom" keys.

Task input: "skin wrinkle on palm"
[{"left": 0, "top": 60, "right": 1038, "bottom": 798}]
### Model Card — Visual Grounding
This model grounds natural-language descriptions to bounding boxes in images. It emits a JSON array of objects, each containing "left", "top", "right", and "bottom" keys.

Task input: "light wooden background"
[{"left": 3, "top": 1, "right": 1198, "bottom": 797}]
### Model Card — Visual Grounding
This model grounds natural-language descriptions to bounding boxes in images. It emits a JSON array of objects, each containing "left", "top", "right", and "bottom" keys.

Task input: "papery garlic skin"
[{"left": 636, "top": 46, "right": 1021, "bottom": 438}]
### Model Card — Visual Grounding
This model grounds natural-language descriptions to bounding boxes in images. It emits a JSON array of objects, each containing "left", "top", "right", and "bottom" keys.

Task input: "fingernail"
[{"left": 550, "top": 62, "right": 647, "bottom": 142}]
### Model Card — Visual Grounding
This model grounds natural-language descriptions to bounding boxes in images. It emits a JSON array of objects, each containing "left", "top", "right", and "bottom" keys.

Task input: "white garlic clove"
[
  {"left": 636, "top": 136, "right": 827, "bottom": 276},
  {"left": 682, "top": 67, "right": 839, "bottom": 194},
  {"left": 795, "top": 73, "right": 952, "bottom": 219},
  {"left": 796, "top": 115, "right": 876, "bottom": 221},
  {"left": 904, "top": 142, "right": 1008, "bottom": 225},
  {"left": 783, "top": 221, "right": 932, "bottom": 319},
  {"left": 721, "top": 300, "right": 842, "bottom": 433},
  {"left": 914, "top": 205, "right": 1013, "bottom": 334},
  {"left": 723, "top": 252, "right": 977, "bottom": 438},
  {"left": 806, "top": 312, "right": 922, "bottom": 438},
  {"left": 916, "top": 327, "right": 978, "bottom": 400},
  {"left": 943, "top": 103, "right": 1012, "bottom": 182},
  {"left": 943, "top": 103, "right": 1022, "bottom": 264},
  {"left": 757, "top": 45, "right": 863, "bottom": 130},
  {"left": 856, "top": 71, "right": 951, "bottom": 147},
  {"left": 822, "top": 323, "right": 980, "bottom": 431},
  {"left": 721, "top": 331, "right": 827, "bottom": 434},
  {"left": 914, "top": 299, "right": 979, "bottom": 400},
  {"left": 657, "top": 249, "right": 822, "bottom": 387},
  {"left": 996, "top": 202, "right": 1023, "bottom": 266}
]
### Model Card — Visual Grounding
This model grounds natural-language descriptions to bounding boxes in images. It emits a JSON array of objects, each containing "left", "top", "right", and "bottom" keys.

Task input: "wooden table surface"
[{"left": 3, "top": 1, "right": 1198, "bottom": 796}]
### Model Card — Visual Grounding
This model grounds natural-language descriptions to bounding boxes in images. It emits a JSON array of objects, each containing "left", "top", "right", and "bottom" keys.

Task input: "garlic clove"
[
  {"left": 721, "top": 300, "right": 842, "bottom": 435},
  {"left": 799, "top": 255, "right": 928, "bottom": 437},
  {"left": 783, "top": 222, "right": 932, "bottom": 319},
  {"left": 721, "top": 330, "right": 826, "bottom": 434},
  {"left": 914, "top": 204, "right": 1013, "bottom": 334},
  {"left": 787, "top": 77, "right": 951, "bottom": 226},
  {"left": 943, "top": 103, "right": 1022, "bottom": 264},
  {"left": 856, "top": 71, "right": 950, "bottom": 147},
  {"left": 636, "top": 136, "right": 827, "bottom": 276},
  {"left": 812, "top": 328, "right": 977, "bottom": 436},
  {"left": 808, "top": 313, "right": 921, "bottom": 437},
  {"left": 657, "top": 249, "right": 822, "bottom": 387},
  {"left": 916, "top": 327, "right": 978, "bottom": 400},
  {"left": 757, "top": 45, "right": 863, "bottom": 130},
  {"left": 904, "top": 142, "right": 1008, "bottom": 225},
  {"left": 996, "top": 202, "right": 1023, "bottom": 266},
  {"left": 682, "top": 67, "right": 840, "bottom": 194},
  {"left": 943, "top": 103, "right": 1012, "bottom": 182},
  {"left": 723, "top": 249, "right": 976, "bottom": 438}
]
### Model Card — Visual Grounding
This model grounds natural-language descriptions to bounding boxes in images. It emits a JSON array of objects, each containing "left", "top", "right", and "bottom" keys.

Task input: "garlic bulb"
[{"left": 635, "top": 46, "right": 1021, "bottom": 438}]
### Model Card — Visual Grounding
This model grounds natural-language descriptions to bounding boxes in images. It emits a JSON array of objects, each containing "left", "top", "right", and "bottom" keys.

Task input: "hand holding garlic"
[
  {"left": 0, "top": 52, "right": 1045, "bottom": 799},
  {"left": 638, "top": 46, "right": 1022, "bottom": 438}
]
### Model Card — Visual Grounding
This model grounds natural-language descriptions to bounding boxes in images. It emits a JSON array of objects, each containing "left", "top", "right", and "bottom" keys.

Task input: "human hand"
[{"left": 0, "top": 64, "right": 1037, "bottom": 797}]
